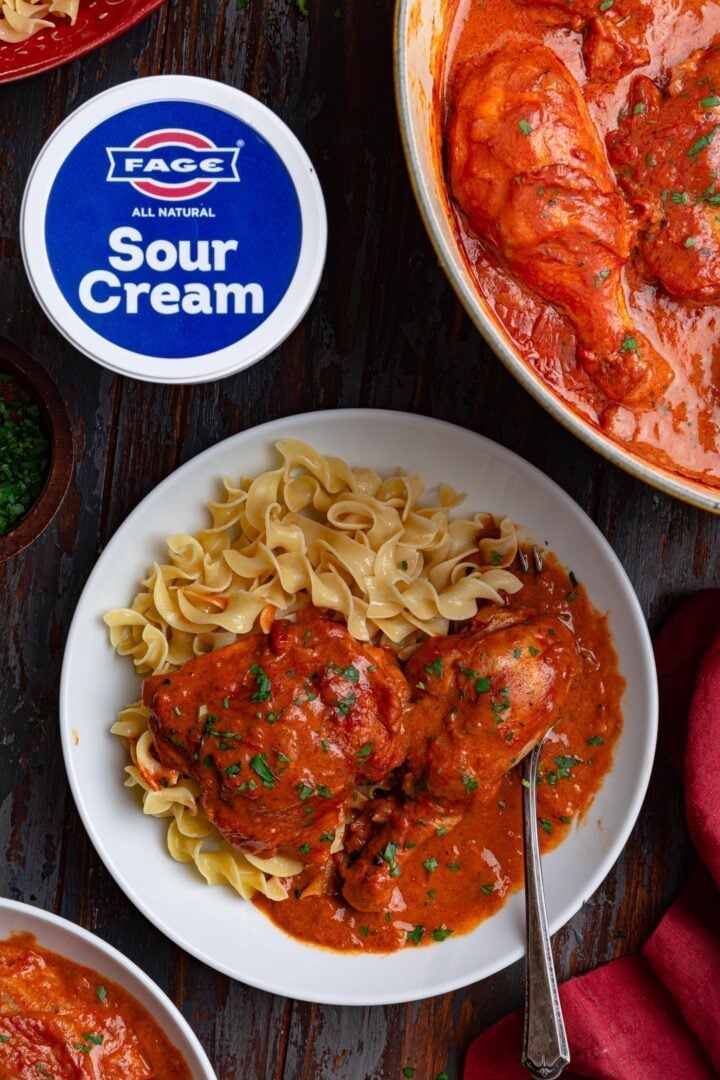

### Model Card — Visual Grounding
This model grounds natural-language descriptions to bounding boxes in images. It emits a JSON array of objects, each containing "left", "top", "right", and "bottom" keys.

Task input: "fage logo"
[{"left": 106, "top": 129, "right": 240, "bottom": 201}]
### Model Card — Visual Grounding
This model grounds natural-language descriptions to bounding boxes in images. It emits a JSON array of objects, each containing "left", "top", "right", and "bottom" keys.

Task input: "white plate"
[
  {"left": 60, "top": 409, "right": 657, "bottom": 1005},
  {"left": 0, "top": 899, "right": 216, "bottom": 1079}
]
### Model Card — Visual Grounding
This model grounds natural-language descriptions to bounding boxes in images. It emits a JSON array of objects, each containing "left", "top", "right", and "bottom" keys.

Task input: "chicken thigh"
[
  {"left": 143, "top": 609, "right": 410, "bottom": 861},
  {"left": 448, "top": 45, "right": 671, "bottom": 403},
  {"left": 340, "top": 607, "right": 579, "bottom": 912},
  {"left": 607, "top": 42, "right": 720, "bottom": 303}
]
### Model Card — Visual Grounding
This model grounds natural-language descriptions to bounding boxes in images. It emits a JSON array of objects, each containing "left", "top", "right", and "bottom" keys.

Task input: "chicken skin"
[
  {"left": 448, "top": 45, "right": 671, "bottom": 403},
  {"left": 607, "top": 42, "right": 720, "bottom": 303},
  {"left": 515, "top": 0, "right": 652, "bottom": 82},
  {"left": 143, "top": 609, "right": 409, "bottom": 861},
  {"left": 340, "top": 607, "right": 580, "bottom": 912}
]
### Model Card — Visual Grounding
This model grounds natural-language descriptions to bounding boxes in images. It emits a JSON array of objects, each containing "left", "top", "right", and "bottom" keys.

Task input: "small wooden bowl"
[{"left": 0, "top": 339, "right": 74, "bottom": 562}]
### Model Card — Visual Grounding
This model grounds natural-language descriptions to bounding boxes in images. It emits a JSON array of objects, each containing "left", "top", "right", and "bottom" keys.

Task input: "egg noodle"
[
  {"left": 105, "top": 439, "right": 522, "bottom": 901},
  {"left": 0, "top": 0, "right": 78, "bottom": 43}
]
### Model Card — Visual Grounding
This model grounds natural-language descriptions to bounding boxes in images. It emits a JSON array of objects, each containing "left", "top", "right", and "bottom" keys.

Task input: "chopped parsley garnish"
[
  {"left": 303, "top": 629, "right": 311, "bottom": 645},
  {"left": 701, "top": 95, "right": 720, "bottom": 108},
  {"left": 82, "top": 1034, "right": 103, "bottom": 1045},
  {"left": 316, "top": 784, "right": 333, "bottom": 798},
  {"left": 299, "top": 843, "right": 311, "bottom": 854},
  {"left": 620, "top": 333, "right": 640, "bottom": 354},
  {"left": 321, "top": 739, "right": 329, "bottom": 753},
  {"left": 540, "top": 819, "right": 553, "bottom": 835},
  {"left": 360, "top": 926, "right": 369, "bottom": 938},
  {"left": 337, "top": 665, "right": 360, "bottom": 682},
  {"left": 599, "top": 0, "right": 613, "bottom": 9},
  {"left": 296, "top": 783, "right": 314, "bottom": 801},
  {"left": 400, "top": 560, "right": 408, "bottom": 571},
  {"left": 424, "top": 657, "right": 443, "bottom": 679},
  {"left": 528, "top": 646, "right": 540, "bottom": 657},
  {"left": 491, "top": 549, "right": 503, "bottom": 565},
  {"left": 687, "top": 127, "right": 717, "bottom": 157},
  {"left": 0, "top": 378, "right": 50, "bottom": 536},
  {"left": 250, "top": 753, "right": 276, "bottom": 788},
  {"left": 355, "top": 742, "right": 373, "bottom": 761},
  {"left": 436, "top": 826, "right": 447, "bottom": 837},
  {"left": 461, "top": 775, "right": 479, "bottom": 794},
  {"left": 632, "top": 102, "right": 647, "bottom": 116},
  {"left": 475, "top": 676, "right": 491, "bottom": 694},
  {"left": 587, "top": 735, "right": 605, "bottom": 745},
  {"left": 222, "top": 697, "right": 230, "bottom": 709},
  {"left": 481, "top": 883, "right": 495, "bottom": 895},
  {"left": 431, "top": 926, "right": 453, "bottom": 942},
  {"left": 224, "top": 763, "right": 242, "bottom": 778},
  {"left": 337, "top": 695, "right": 356, "bottom": 716},
  {"left": 566, "top": 591, "right": 577, "bottom": 603},
  {"left": 380, "top": 841, "right": 401, "bottom": 877},
  {"left": 320, "top": 831, "right": 336, "bottom": 842},
  {"left": 403, "top": 1069, "right": 416, "bottom": 1078},
  {"left": 555, "top": 754, "right": 582, "bottom": 778},
  {"left": 447, "top": 862, "right": 461, "bottom": 872},
  {"left": 238, "top": 780, "right": 256, "bottom": 792},
  {"left": 518, "top": 120, "right": 533, "bottom": 136},
  {"left": 560, "top": 815, "right": 573, "bottom": 824},
  {"left": 423, "top": 856, "right": 438, "bottom": 873},
  {"left": 277, "top": 751, "right": 291, "bottom": 763},
  {"left": 249, "top": 663, "right": 272, "bottom": 702},
  {"left": 407, "top": 925, "right": 425, "bottom": 945},
  {"left": 96, "top": 987, "right": 107, "bottom": 1004},
  {"left": 0, "top": 1035, "right": 9, "bottom": 1043},
  {"left": 513, "top": 647, "right": 522, "bottom": 659}
]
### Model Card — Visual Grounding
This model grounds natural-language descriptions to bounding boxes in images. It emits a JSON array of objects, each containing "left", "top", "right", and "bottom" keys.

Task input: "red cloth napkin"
[{"left": 465, "top": 590, "right": 720, "bottom": 1080}]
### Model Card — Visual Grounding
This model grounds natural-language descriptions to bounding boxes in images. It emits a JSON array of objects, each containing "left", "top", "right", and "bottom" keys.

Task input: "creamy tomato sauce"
[
  {"left": 0, "top": 935, "right": 192, "bottom": 1079},
  {"left": 255, "top": 557, "right": 624, "bottom": 951},
  {"left": 441, "top": 0, "right": 720, "bottom": 488}
]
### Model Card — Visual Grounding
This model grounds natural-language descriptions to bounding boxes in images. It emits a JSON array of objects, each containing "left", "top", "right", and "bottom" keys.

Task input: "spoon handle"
[{"left": 521, "top": 742, "right": 570, "bottom": 1080}]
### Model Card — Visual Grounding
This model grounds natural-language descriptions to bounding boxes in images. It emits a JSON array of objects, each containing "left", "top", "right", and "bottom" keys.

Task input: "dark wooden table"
[{"left": 0, "top": 1, "right": 709, "bottom": 1076}]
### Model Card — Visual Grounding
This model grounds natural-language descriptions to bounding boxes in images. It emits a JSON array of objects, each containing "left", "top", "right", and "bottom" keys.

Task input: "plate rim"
[{"left": 59, "top": 407, "right": 658, "bottom": 1005}]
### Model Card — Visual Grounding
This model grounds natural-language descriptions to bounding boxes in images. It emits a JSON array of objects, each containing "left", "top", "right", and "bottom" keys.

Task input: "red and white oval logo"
[{"left": 106, "top": 129, "right": 241, "bottom": 201}]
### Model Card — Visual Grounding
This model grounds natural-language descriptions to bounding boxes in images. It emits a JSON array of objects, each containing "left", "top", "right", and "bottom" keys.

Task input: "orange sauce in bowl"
[{"left": 0, "top": 934, "right": 193, "bottom": 1079}]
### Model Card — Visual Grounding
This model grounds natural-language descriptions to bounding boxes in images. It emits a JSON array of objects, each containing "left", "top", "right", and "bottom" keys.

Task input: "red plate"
[{"left": 0, "top": 0, "right": 166, "bottom": 84}]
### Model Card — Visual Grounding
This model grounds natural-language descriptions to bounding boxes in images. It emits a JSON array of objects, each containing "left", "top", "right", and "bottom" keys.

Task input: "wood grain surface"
[{"left": 0, "top": 1, "right": 709, "bottom": 1077}]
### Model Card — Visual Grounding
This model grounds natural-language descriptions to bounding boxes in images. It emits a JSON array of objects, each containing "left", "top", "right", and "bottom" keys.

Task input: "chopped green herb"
[
  {"left": 337, "top": 694, "right": 356, "bottom": 716},
  {"left": 461, "top": 774, "right": 479, "bottom": 794},
  {"left": 684, "top": 237, "right": 696, "bottom": 248},
  {"left": 299, "top": 843, "right": 311, "bottom": 854},
  {"left": 521, "top": 778, "right": 531, "bottom": 789},
  {"left": 447, "top": 862, "right": 461, "bottom": 872},
  {"left": 320, "top": 831, "right": 336, "bottom": 842},
  {"left": 599, "top": 0, "right": 613, "bottom": 9},
  {"left": 0, "top": 1035, "right": 9, "bottom": 1043},
  {"left": 566, "top": 591, "right": 577, "bottom": 603},
  {"left": 222, "top": 697, "right": 230, "bottom": 709},
  {"left": 481, "top": 883, "right": 495, "bottom": 895},
  {"left": 303, "top": 629, "right": 312, "bottom": 645},
  {"left": 528, "top": 646, "right": 540, "bottom": 657},
  {"left": 645, "top": 152, "right": 656, "bottom": 167},
  {"left": 403, "top": 1069, "right": 416, "bottom": 1078},
  {"left": 360, "top": 926, "right": 369, "bottom": 938},
  {"left": 555, "top": 754, "right": 582, "bottom": 779},
  {"left": 277, "top": 751, "right": 291, "bottom": 763},
  {"left": 238, "top": 780, "right": 256, "bottom": 792},
  {"left": 560, "top": 815, "right": 573, "bottom": 824},
  {"left": 296, "top": 783, "right": 314, "bottom": 801},
  {"left": 518, "top": 119, "right": 533, "bottom": 136},
  {"left": 400, "top": 560, "right": 408, "bottom": 571},
  {"left": 316, "top": 784, "right": 333, "bottom": 798},
  {"left": 355, "top": 742, "right": 373, "bottom": 762},
  {"left": 224, "top": 763, "right": 242, "bottom": 778},
  {"left": 513, "top": 647, "right": 522, "bottom": 659},
  {"left": 82, "top": 1034, "right": 103, "bottom": 1046},
  {"left": 250, "top": 753, "right": 276, "bottom": 788},
  {"left": 425, "top": 657, "right": 443, "bottom": 679},
  {"left": 431, "top": 926, "right": 454, "bottom": 942},
  {"left": 701, "top": 95, "right": 720, "bottom": 108},
  {"left": 423, "top": 856, "right": 439, "bottom": 873},
  {"left": 0, "top": 379, "right": 50, "bottom": 536},
  {"left": 475, "top": 677, "right": 491, "bottom": 694},
  {"left": 540, "top": 818, "right": 553, "bottom": 835},
  {"left": 337, "top": 665, "right": 360, "bottom": 682},
  {"left": 436, "top": 826, "right": 447, "bottom": 837},
  {"left": 96, "top": 987, "right": 108, "bottom": 1004},
  {"left": 632, "top": 102, "right": 647, "bottom": 116},
  {"left": 587, "top": 735, "right": 604, "bottom": 745},
  {"left": 407, "top": 925, "right": 425, "bottom": 945},
  {"left": 249, "top": 663, "right": 272, "bottom": 702},
  {"left": 620, "top": 333, "right": 640, "bottom": 354},
  {"left": 688, "top": 127, "right": 717, "bottom": 156}
]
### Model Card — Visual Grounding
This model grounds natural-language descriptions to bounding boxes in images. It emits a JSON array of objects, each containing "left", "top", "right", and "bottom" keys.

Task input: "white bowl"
[
  {"left": 394, "top": 0, "right": 720, "bottom": 515},
  {"left": 60, "top": 409, "right": 657, "bottom": 1005},
  {"left": 0, "top": 899, "right": 216, "bottom": 1079}
]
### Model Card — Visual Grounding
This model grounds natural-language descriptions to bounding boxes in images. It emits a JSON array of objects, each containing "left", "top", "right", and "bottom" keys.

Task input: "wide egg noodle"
[
  {"left": 0, "top": 0, "right": 77, "bottom": 43},
  {"left": 104, "top": 440, "right": 523, "bottom": 902}
]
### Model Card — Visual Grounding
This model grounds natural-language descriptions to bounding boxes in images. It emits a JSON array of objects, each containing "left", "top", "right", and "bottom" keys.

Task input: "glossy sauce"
[
  {"left": 442, "top": 0, "right": 720, "bottom": 487},
  {"left": 255, "top": 557, "right": 624, "bottom": 951},
  {"left": 0, "top": 934, "right": 192, "bottom": 1079}
]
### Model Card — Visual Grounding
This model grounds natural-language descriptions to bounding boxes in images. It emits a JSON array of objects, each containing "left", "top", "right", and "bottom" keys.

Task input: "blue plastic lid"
[{"left": 21, "top": 76, "right": 327, "bottom": 384}]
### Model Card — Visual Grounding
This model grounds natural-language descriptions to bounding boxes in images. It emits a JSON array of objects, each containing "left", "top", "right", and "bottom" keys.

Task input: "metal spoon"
[{"left": 521, "top": 739, "right": 570, "bottom": 1080}]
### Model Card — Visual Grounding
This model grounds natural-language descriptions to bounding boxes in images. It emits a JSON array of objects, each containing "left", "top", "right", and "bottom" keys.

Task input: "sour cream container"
[{"left": 21, "top": 76, "right": 327, "bottom": 384}]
